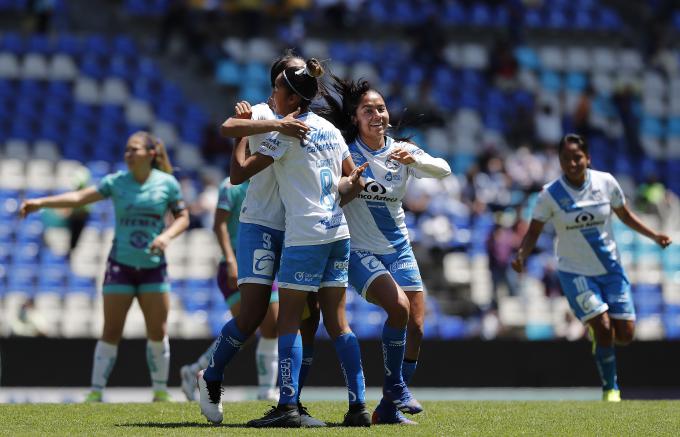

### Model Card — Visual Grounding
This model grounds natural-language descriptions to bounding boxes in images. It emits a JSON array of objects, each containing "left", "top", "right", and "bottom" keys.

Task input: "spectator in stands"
[
  {"left": 572, "top": 85, "right": 595, "bottom": 138},
  {"left": 488, "top": 39, "right": 518, "bottom": 90},
  {"left": 321, "top": 75, "right": 452, "bottom": 424},
  {"left": 534, "top": 99, "right": 563, "bottom": 148},
  {"left": 19, "top": 131, "right": 189, "bottom": 403},
  {"left": 512, "top": 133, "right": 672, "bottom": 402},
  {"left": 27, "top": 0, "right": 56, "bottom": 34}
]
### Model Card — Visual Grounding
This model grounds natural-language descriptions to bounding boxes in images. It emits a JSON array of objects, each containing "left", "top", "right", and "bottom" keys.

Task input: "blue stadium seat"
[
  {"left": 68, "top": 274, "right": 96, "bottom": 295},
  {"left": 469, "top": 3, "right": 493, "bottom": 27},
  {"left": 215, "top": 60, "right": 241, "bottom": 86},
  {"left": 0, "top": 31, "right": 25, "bottom": 54},
  {"left": 438, "top": 315, "right": 467, "bottom": 339},
  {"left": 7, "top": 265, "right": 36, "bottom": 294},
  {"left": 442, "top": 1, "right": 466, "bottom": 25},
  {"left": 37, "top": 266, "right": 67, "bottom": 295}
]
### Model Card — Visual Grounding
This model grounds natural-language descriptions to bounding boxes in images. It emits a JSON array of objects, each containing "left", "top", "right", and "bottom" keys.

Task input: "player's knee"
[
  {"left": 386, "top": 297, "right": 410, "bottom": 327},
  {"left": 101, "top": 326, "right": 123, "bottom": 344},
  {"left": 237, "top": 312, "right": 265, "bottom": 337},
  {"left": 615, "top": 324, "right": 635, "bottom": 345}
]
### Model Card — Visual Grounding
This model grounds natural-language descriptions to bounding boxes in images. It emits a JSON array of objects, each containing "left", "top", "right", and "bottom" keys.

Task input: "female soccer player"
[
  {"left": 320, "top": 77, "right": 451, "bottom": 424},
  {"left": 20, "top": 131, "right": 189, "bottom": 402},
  {"left": 180, "top": 175, "right": 280, "bottom": 402},
  {"left": 197, "top": 52, "right": 325, "bottom": 427},
  {"left": 229, "top": 58, "right": 371, "bottom": 428},
  {"left": 512, "top": 133, "right": 672, "bottom": 401}
]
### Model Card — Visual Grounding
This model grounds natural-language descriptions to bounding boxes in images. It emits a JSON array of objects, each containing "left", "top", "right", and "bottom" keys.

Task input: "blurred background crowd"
[{"left": 1, "top": 0, "right": 679, "bottom": 342}]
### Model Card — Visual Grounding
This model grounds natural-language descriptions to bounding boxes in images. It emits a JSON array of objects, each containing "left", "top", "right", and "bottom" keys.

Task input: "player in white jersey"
[
  {"left": 196, "top": 53, "right": 325, "bottom": 427},
  {"left": 320, "top": 77, "right": 450, "bottom": 424},
  {"left": 229, "top": 58, "right": 371, "bottom": 428},
  {"left": 512, "top": 134, "right": 671, "bottom": 402}
]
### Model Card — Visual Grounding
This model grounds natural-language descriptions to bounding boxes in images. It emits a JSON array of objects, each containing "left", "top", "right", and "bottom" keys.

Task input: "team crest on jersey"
[
  {"left": 385, "top": 158, "right": 401, "bottom": 170},
  {"left": 350, "top": 151, "right": 365, "bottom": 165},
  {"left": 559, "top": 198, "right": 572, "bottom": 210}
]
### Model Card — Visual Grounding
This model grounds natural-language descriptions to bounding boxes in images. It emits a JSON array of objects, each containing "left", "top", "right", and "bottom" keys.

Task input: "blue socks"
[
  {"left": 594, "top": 345, "right": 618, "bottom": 391},
  {"left": 278, "top": 333, "right": 302, "bottom": 406},
  {"left": 334, "top": 332, "right": 366, "bottom": 405},
  {"left": 402, "top": 359, "right": 418, "bottom": 384},
  {"left": 203, "top": 319, "right": 246, "bottom": 382},
  {"left": 297, "top": 344, "right": 314, "bottom": 403},
  {"left": 382, "top": 324, "right": 407, "bottom": 386}
]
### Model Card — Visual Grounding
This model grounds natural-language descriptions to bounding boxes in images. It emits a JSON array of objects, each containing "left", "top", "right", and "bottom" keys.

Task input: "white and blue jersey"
[
  {"left": 257, "top": 112, "right": 351, "bottom": 291},
  {"left": 343, "top": 136, "right": 451, "bottom": 254},
  {"left": 239, "top": 103, "right": 286, "bottom": 231},
  {"left": 532, "top": 169, "right": 635, "bottom": 321},
  {"left": 344, "top": 136, "right": 450, "bottom": 296}
]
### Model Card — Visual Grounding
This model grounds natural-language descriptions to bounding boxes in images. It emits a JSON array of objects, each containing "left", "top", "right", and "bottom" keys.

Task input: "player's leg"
[
  {"left": 404, "top": 290, "right": 425, "bottom": 383},
  {"left": 137, "top": 287, "right": 171, "bottom": 402},
  {"left": 86, "top": 259, "right": 137, "bottom": 402},
  {"left": 295, "top": 293, "right": 323, "bottom": 427},
  {"left": 612, "top": 319, "right": 635, "bottom": 345},
  {"left": 558, "top": 271, "right": 618, "bottom": 401},
  {"left": 256, "top": 298, "right": 279, "bottom": 401},
  {"left": 181, "top": 262, "right": 241, "bottom": 401}
]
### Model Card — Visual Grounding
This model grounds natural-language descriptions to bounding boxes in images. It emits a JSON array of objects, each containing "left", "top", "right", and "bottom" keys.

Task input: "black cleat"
[
  {"left": 342, "top": 404, "right": 371, "bottom": 427},
  {"left": 247, "top": 405, "right": 301, "bottom": 428},
  {"left": 298, "top": 402, "right": 326, "bottom": 427}
]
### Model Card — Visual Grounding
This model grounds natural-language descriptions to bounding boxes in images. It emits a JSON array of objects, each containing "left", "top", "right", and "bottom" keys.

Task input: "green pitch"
[{"left": 1, "top": 400, "right": 679, "bottom": 436}]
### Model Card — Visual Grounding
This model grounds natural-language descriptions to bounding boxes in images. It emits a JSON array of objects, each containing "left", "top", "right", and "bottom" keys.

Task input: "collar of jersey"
[
  {"left": 355, "top": 135, "right": 391, "bottom": 155},
  {"left": 561, "top": 169, "right": 591, "bottom": 191}
]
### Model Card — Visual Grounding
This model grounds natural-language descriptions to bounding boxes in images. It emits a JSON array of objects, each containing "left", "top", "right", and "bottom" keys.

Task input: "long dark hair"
[
  {"left": 558, "top": 133, "right": 589, "bottom": 156},
  {"left": 270, "top": 49, "right": 304, "bottom": 88}
]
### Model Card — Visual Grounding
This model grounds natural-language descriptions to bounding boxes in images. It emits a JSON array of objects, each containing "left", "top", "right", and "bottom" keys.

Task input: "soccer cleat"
[
  {"left": 603, "top": 389, "right": 621, "bottom": 402},
  {"left": 383, "top": 381, "right": 423, "bottom": 414},
  {"left": 84, "top": 391, "right": 102, "bottom": 403},
  {"left": 247, "top": 406, "right": 301, "bottom": 428},
  {"left": 342, "top": 405, "right": 371, "bottom": 427},
  {"left": 256, "top": 388, "right": 279, "bottom": 402},
  {"left": 372, "top": 398, "right": 418, "bottom": 425},
  {"left": 198, "top": 370, "right": 224, "bottom": 424},
  {"left": 298, "top": 403, "right": 326, "bottom": 427},
  {"left": 152, "top": 390, "right": 172, "bottom": 402},
  {"left": 180, "top": 365, "right": 197, "bottom": 401}
]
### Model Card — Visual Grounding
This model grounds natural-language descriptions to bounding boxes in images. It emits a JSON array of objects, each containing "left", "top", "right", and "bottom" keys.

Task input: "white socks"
[
  {"left": 146, "top": 336, "right": 170, "bottom": 392},
  {"left": 91, "top": 340, "right": 118, "bottom": 391},
  {"left": 256, "top": 337, "right": 278, "bottom": 396},
  {"left": 190, "top": 339, "right": 218, "bottom": 374}
]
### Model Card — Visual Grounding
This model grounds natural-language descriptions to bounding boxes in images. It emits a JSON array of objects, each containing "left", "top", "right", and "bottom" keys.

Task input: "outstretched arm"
[
  {"left": 149, "top": 208, "right": 190, "bottom": 254},
  {"left": 213, "top": 208, "right": 238, "bottom": 290},
  {"left": 220, "top": 101, "right": 310, "bottom": 140},
  {"left": 389, "top": 147, "right": 451, "bottom": 179},
  {"left": 613, "top": 204, "right": 672, "bottom": 248},
  {"left": 19, "top": 187, "right": 104, "bottom": 218},
  {"left": 511, "top": 219, "right": 546, "bottom": 273}
]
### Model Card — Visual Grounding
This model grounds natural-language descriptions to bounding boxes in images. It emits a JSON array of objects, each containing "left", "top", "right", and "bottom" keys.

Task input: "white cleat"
[
  {"left": 197, "top": 370, "right": 223, "bottom": 424},
  {"left": 256, "top": 388, "right": 279, "bottom": 402},
  {"left": 180, "top": 365, "right": 197, "bottom": 401}
]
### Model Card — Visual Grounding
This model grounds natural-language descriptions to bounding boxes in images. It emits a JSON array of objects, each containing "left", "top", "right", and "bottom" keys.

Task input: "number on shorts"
[
  {"left": 319, "top": 168, "right": 334, "bottom": 211},
  {"left": 263, "top": 232, "right": 271, "bottom": 250},
  {"left": 572, "top": 276, "right": 589, "bottom": 293}
]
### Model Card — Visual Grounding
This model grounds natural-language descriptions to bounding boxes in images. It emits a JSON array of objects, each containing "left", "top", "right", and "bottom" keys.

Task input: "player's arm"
[
  {"left": 511, "top": 219, "right": 546, "bottom": 273},
  {"left": 613, "top": 205, "right": 672, "bottom": 248},
  {"left": 390, "top": 146, "right": 451, "bottom": 179},
  {"left": 149, "top": 207, "right": 189, "bottom": 253},
  {"left": 229, "top": 134, "right": 274, "bottom": 185},
  {"left": 213, "top": 208, "right": 238, "bottom": 289},
  {"left": 220, "top": 101, "right": 310, "bottom": 139},
  {"left": 19, "top": 186, "right": 104, "bottom": 218},
  {"left": 339, "top": 157, "right": 368, "bottom": 207}
]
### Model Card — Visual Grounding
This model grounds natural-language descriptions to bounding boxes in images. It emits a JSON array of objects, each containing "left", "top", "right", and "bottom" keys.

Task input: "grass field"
[{"left": 1, "top": 400, "right": 680, "bottom": 436}]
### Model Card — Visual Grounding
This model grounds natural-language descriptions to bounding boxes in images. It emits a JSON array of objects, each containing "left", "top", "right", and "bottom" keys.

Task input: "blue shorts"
[
  {"left": 348, "top": 246, "right": 423, "bottom": 298},
  {"left": 217, "top": 261, "right": 279, "bottom": 307},
  {"left": 278, "top": 238, "right": 350, "bottom": 292},
  {"left": 237, "top": 222, "right": 284, "bottom": 287},
  {"left": 557, "top": 270, "right": 636, "bottom": 323}
]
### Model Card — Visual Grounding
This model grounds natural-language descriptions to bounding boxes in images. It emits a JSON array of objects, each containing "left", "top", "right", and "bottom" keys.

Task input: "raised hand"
[
  {"left": 19, "top": 199, "right": 41, "bottom": 219},
  {"left": 277, "top": 107, "right": 310, "bottom": 140},
  {"left": 234, "top": 101, "right": 253, "bottom": 119},
  {"left": 655, "top": 233, "right": 672, "bottom": 249},
  {"left": 388, "top": 147, "right": 416, "bottom": 165}
]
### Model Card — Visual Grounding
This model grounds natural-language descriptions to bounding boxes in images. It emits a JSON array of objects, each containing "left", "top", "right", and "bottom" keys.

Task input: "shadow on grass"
[{"left": 117, "top": 422, "right": 350, "bottom": 429}]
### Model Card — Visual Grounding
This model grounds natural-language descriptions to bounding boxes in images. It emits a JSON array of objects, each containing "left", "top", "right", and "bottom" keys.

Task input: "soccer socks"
[
  {"left": 91, "top": 340, "right": 118, "bottom": 391},
  {"left": 594, "top": 345, "right": 619, "bottom": 391},
  {"left": 203, "top": 320, "right": 246, "bottom": 382},
  {"left": 382, "top": 325, "right": 407, "bottom": 386},
  {"left": 189, "top": 339, "right": 218, "bottom": 374},
  {"left": 297, "top": 344, "right": 314, "bottom": 402},
  {"left": 256, "top": 336, "right": 279, "bottom": 396},
  {"left": 334, "top": 332, "right": 366, "bottom": 406},
  {"left": 146, "top": 336, "right": 170, "bottom": 391},
  {"left": 278, "top": 333, "right": 302, "bottom": 405},
  {"left": 402, "top": 359, "right": 418, "bottom": 384}
]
